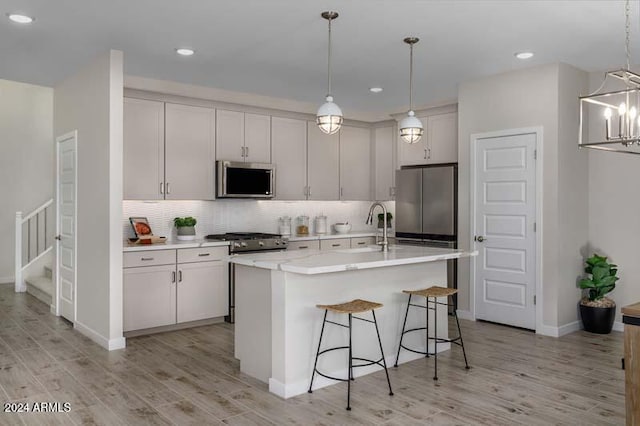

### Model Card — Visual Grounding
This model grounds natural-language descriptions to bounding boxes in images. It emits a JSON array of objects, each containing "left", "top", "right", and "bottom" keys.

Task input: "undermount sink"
[{"left": 335, "top": 245, "right": 403, "bottom": 254}]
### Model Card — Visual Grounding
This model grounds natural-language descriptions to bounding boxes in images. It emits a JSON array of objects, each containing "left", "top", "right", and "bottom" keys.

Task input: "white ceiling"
[{"left": 0, "top": 0, "right": 635, "bottom": 116}]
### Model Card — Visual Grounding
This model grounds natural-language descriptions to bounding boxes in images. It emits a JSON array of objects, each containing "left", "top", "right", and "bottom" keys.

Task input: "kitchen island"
[{"left": 230, "top": 245, "right": 477, "bottom": 398}]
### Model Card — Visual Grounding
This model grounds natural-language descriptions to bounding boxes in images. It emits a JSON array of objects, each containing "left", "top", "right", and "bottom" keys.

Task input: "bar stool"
[
  {"left": 394, "top": 286, "right": 469, "bottom": 380},
  {"left": 308, "top": 299, "right": 393, "bottom": 410}
]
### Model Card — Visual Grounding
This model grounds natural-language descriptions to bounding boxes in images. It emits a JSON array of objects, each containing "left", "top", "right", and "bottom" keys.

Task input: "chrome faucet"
[{"left": 366, "top": 202, "right": 389, "bottom": 252}]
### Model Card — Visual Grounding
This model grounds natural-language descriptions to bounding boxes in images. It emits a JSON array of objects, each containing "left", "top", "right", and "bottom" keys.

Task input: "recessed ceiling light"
[
  {"left": 370, "top": 87, "right": 383, "bottom": 93},
  {"left": 515, "top": 52, "right": 534, "bottom": 60},
  {"left": 176, "top": 48, "right": 195, "bottom": 56},
  {"left": 7, "top": 13, "right": 34, "bottom": 24}
]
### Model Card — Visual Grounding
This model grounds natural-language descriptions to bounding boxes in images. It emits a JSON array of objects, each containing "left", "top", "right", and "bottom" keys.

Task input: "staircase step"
[
  {"left": 44, "top": 265, "right": 52, "bottom": 279},
  {"left": 25, "top": 276, "right": 52, "bottom": 306}
]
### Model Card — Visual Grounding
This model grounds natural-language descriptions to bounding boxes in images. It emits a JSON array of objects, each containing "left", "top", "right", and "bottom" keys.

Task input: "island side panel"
[
  {"left": 234, "top": 264, "right": 272, "bottom": 383},
  {"left": 269, "top": 261, "right": 450, "bottom": 399}
]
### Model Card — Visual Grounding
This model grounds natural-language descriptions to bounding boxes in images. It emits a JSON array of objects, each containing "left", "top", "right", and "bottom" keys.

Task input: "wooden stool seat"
[
  {"left": 403, "top": 286, "right": 458, "bottom": 298},
  {"left": 316, "top": 299, "right": 383, "bottom": 314}
]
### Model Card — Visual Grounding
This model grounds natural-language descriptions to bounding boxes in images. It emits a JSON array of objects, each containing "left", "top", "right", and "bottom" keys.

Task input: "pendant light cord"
[
  {"left": 625, "top": 0, "right": 631, "bottom": 71},
  {"left": 327, "top": 17, "right": 332, "bottom": 97},
  {"left": 409, "top": 42, "right": 414, "bottom": 111}
]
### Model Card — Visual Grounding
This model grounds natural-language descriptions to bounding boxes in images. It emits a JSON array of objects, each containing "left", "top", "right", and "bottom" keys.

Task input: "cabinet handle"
[
  {"left": 245, "top": 146, "right": 249, "bottom": 157},
  {"left": 160, "top": 182, "right": 164, "bottom": 195},
  {"left": 424, "top": 148, "right": 427, "bottom": 160},
  {"left": 299, "top": 245, "right": 309, "bottom": 249},
  {"left": 308, "top": 186, "right": 311, "bottom": 197},
  {"left": 331, "top": 243, "right": 341, "bottom": 247},
  {"left": 178, "top": 270, "right": 183, "bottom": 282},
  {"left": 340, "top": 187, "right": 344, "bottom": 198},
  {"left": 427, "top": 147, "right": 431, "bottom": 159},
  {"left": 357, "top": 241, "right": 366, "bottom": 245},
  {"left": 198, "top": 253, "right": 210, "bottom": 257},
  {"left": 172, "top": 271, "right": 176, "bottom": 283},
  {"left": 141, "top": 257, "right": 154, "bottom": 261},
  {"left": 241, "top": 146, "right": 245, "bottom": 157},
  {"left": 166, "top": 182, "right": 171, "bottom": 194}
]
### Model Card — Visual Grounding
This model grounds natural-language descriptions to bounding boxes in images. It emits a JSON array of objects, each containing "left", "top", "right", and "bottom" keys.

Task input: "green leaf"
[
  {"left": 579, "top": 279, "right": 595, "bottom": 289},
  {"left": 592, "top": 266, "right": 608, "bottom": 281}
]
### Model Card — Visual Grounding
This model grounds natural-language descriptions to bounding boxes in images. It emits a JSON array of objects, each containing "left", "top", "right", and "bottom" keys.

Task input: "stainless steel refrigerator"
[{"left": 395, "top": 163, "right": 458, "bottom": 309}]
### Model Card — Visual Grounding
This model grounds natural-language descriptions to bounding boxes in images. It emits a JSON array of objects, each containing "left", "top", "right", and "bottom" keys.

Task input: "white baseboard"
[
  {"left": 456, "top": 310, "right": 475, "bottom": 321},
  {"left": 0, "top": 276, "right": 14, "bottom": 284},
  {"left": 268, "top": 343, "right": 451, "bottom": 399},
  {"left": 613, "top": 321, "right": 624, "bottom": 332},
  {"left": 74, "top": 321, "right": 126, "bottom": 351},
  {"left": 538, "top": 320, "right": 582, "bottom": 337}
]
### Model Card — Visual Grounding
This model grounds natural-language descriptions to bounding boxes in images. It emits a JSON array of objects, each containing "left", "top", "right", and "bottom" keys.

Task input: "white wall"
[
  {"left": 54, "top": 50, "right": 124, "bottom": 349},
  {"left": 457, "top": 63, "right": 588, "bottom": 333},
  {"left": 587, "top": 69, "right": 640, "bottom": 325},
  {"left": 0, "top": 80, "right": 53, "bottom": 283},
  {"left": 122, "top": 200, "right": 394, "bottom": 240}
]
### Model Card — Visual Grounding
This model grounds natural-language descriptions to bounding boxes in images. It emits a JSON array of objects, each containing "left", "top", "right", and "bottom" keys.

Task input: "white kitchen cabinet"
[
  {"left": 287, "top": 240, "right": 320, "bottom": 250},
  {"left": 177, "top": 261, "right": 228, "bottom": 323},
  {"left": 124, "top": 264, "right": 176, "bottom": 332},
  {"left": 165, "top": 103, "right": 216, "bottom": 200},
  {"left": 123, "top": 98, "right": 165, "bottom": 200},
  {"left": 374, "top": 126, "right": 395, "bottom": 201},
  {"left": 398, "top": 112, "right": 457, "bottom": 167},
  {"left": 427, "top": 112, "right": 457, "bottom": 164},
  {"left": 272, "top": 117, "right": 308, "bottom": 200},
  {"left": 320, "top": 238, "right": 350, "bottom": 250},
  {"left": 216, "top": 110, "right": 271, "bottom": 163},
  {"left": 351, "top": 236, "right": 376, "bottom": 248},
  {"left": 339, "top": 126, "right": 371, "bottom": 201},
  {"left": 307, "top": 122, "right": 339, "bottom": 200}
]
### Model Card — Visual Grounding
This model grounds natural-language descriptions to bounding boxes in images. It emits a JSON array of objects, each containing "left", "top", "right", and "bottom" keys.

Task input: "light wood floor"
[{"left": 0, "top": 283, "right": 625, "bottom": 425}]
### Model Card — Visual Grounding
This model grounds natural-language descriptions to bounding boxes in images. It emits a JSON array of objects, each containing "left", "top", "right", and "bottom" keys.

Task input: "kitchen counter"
[
  {"left": 230, "top": 245, "right": 475, "bottom": 274},
  {"left": 286, "top": 230, "right": 385, "bottom": 242},
  {"left": 123, "top": 239, "right": 230, "bottom": 252},
  {"left": 233, "top": 244, "right": 477, "bottom": 399}
]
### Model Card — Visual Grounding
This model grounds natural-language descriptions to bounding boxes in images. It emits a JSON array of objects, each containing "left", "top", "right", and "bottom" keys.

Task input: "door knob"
[
  {"left": 474, "top": 235, "right": 485, "bottom": 242},
  {"left": 55, "top": 235, "right": 62, "bottom": 241}
]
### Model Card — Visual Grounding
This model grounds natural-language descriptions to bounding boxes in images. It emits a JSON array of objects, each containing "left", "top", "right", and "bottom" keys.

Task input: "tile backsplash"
[{"left": 123, "top": 200, "right": 395, "bottom": 240}]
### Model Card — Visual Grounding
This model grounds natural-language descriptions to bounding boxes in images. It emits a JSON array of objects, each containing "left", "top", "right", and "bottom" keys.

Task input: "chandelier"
[{"left": 579, "top": 0, "right": 640, "bottom": 154}]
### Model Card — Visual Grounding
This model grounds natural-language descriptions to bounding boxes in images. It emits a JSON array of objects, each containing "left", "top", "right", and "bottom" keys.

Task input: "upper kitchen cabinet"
[
  {"left": 165, "top": 103, "right": 216, "bottom": 200},
  {"left": 398, "top": 111, "right": 457, "bottom": 167},
  {"left": 216, "top": 110, "right": 271, "bottom": 163},
  {"left": 123, "top": 98, "right": 165, "bottom": 200},
  {"left": 339, "top": 125, "right": 371, "bottom": 200},
  {"left": 272, "top": 117, "right": 307, "bottom": 200},
  {"left": 307, "top": 122, "right": 339, "bottom": 200},
  {"left": 374, "top": 125, "right": 396, "bottom": 200}
]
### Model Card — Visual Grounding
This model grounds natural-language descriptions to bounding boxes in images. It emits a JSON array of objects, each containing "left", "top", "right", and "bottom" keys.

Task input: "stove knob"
[
  {"left": 240, "top": 242, "right": 248, "bottom": 247},
  {"left": 234, "top": 242, "right": 242, "bottom": 248},
  {"left": 275, "top": 240, "right": 280, "bottom": 245},
  {"left": 259, "top": 241, "right": 265, "bottom": 247}
]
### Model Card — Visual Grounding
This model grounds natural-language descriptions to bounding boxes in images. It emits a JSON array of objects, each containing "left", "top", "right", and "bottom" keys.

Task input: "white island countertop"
[
  {"left": 230, "top": 245, "right": 477, "bottom": 275},
  {"left": 123, "top": 239, "right": 230, "bottom": 252}
]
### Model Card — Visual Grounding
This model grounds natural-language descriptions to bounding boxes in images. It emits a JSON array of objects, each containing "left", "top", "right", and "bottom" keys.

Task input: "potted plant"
[
  {"left": 174, "top": 217, "right": 197, "bottom": 241},
  {"left": 377, "top": 212, "right": 393, "bottom": 229},
  {"left": 578, "top": 253, "right": 619, "bottom": 334}
]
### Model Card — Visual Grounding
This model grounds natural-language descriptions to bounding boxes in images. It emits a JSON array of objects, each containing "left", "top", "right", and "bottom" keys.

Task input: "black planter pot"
[{"left": 580, "top": 304, "right": 616, "bottom": 334}]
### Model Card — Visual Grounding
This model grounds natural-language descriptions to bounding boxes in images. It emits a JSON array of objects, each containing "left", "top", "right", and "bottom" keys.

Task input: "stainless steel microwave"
[{"left": 216, "top": 161, "right": 275, "bottom": 198}]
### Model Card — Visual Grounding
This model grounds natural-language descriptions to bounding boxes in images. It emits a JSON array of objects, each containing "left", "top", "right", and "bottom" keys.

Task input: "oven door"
[{"left": 217, "top": 161, "right": 275, "bottom": 198}]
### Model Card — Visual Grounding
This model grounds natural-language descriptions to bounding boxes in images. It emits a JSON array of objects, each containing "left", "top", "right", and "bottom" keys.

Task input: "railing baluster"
[
  {"left": 27, "top": 218, "right": 31, "bottom": 263},
  {"left": 44, "top": 207, "right": 47, "bottom": 250},
  {"left": 36, "top": 212, "right": 39, "bottom": 256}
]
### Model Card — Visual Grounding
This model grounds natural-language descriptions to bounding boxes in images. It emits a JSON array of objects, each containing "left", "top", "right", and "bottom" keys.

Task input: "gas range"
[{"left": 205, "top": 232, "right": 288, "bottom": 253}]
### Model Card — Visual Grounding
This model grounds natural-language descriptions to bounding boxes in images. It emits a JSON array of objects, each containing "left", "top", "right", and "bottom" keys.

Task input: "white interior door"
[
  {"left": 56, "top": 132, "right": 77, "bottom": 323},
  {"left": 474, "top": 133, "right": 536, "bottom": 330}
]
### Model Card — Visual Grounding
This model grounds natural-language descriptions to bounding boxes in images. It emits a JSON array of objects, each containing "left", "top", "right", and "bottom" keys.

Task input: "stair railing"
[{"left": 15, "top": 199, "right": 53, "bottom": 292}]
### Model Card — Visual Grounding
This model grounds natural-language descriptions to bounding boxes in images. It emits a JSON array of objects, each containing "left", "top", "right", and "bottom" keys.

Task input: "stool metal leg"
[
  {"left": 347, "top": 313, "right": 353, "bottom": 411},
  {"left": 394, "top": 294, "right": 412, "bottom": 367},
  {"left": 425, "top": 295, "right": 430, "bottom": 358},
  {"left": 372, "top": 310, "right": 394, "bottom": 396},
  {"left": 308, "top": 310, "right": 328, "bottom": 393},
  {"left": 453, "top": 303, "right": 470, "bottom": 370},
  {"left": 433, "top": 297, "right": 438, "bottom": 381}
]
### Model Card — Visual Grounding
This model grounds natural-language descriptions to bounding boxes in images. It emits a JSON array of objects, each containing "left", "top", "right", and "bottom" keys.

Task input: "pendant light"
[
  {"left": 316, "top": 11, "right": 343, "bottom": 135},
  {"left": 399, "top": 37, "right": 424, "bottom": 144}
]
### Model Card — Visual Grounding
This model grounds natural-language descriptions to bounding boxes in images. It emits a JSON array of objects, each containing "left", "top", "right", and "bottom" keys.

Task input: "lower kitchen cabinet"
[
  {"left": 351, "top": 236, "right": 376, "bottom": 247},
  {"left": 320, "top": 238, "right": 350, "bottom": 250},
  {"left": 123, "top": 264, "right": 177, "bottom": 332},
  {"left": 287, "top": 240, "right": 320, "bottom": 250},
  {"left": 177, "top": 261, "right": 228, "bottom": 323},
  {"left": 123, "top": 248, "right": 228, "bottom": 333}
]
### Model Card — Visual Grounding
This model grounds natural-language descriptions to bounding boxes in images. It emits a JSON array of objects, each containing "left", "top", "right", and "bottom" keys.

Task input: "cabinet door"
[
  {"left": 216, "top": 109, "right": 245, "bottom": 162},
  {"left": 339, "top": 126, "right": 371, "bottom": 201},
  {"left": 165, "top": 103, "right": 216, "bottom": 200},
  {"left": 287, "top": 240, "right": 320, "bottom": 250},
  {"left": 244, "top": 113, "right": 271, "bottom": 163},
  {"left": 123, "top": 98, "right": 165, "bottom": 200},
  {"left": 177, "top": 261, "right": 228, "bottom": 323},
  {"left": 307, "top": 122, "right": 339, "bottom": 200},
  {"left": 272, "top": 117, "right": 308, "bottom": 200},
  {"left": 398, "top": 115, "right": 429, "bottom": 167},
  {"left": 123, "top": 264, "right": 176, "bottom": 332},
  {"left": 427, "top": 112, "right": 457, "bottom": 164},
  {"left": 320, "top": 238, "right": 351, "bottom": 251},
  {"left": 374, "top": 126, "right": 396, "bottom": 200},
  {"left": 351, "top": 237, "right": 376, "bottom": 248}
]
